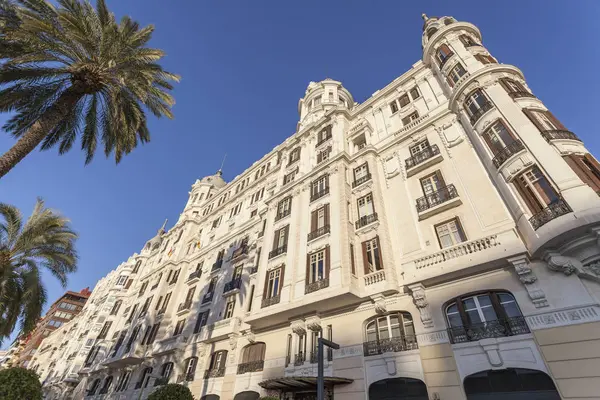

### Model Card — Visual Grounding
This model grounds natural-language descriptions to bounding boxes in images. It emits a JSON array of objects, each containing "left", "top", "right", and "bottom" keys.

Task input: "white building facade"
[{"left": 30, "top": 14, "right": 600, "bottom": 400}]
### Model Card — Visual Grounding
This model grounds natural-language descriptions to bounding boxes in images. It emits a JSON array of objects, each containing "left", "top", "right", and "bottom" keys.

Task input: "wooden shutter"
[
  {"left": 545, "top": 111, "right": 566, "bottom": 130},
  {"left": 317, "top": 151, "right": 322, "bottom": 164},
  {"left": 446, "top": 74, "right": 455, "bottom": 88},
  {"left": 279, "top": 265, "right": 285, "bottom": 296},
  {"left": 283, "top": 225, "right": 290, "bottom": 246},
  {"left": 375, "top": 236, "right": 384, "bottom": 270},
  {"left": 306, "top": 254, "right": 311, "bottom": 285},
  {"left": 522, "top": 109, "right": 546, "bottom": 132},
  {"left": 325, "top": 246, "right": 331, "bottom": 278},
  {"left": 361, "top": 241, "right": 370, "bottom": 274},
  {"left": 584, "top": 154, "right": 600, "bottom": 175},
  {"left": 514, "top": 174, "right": 543, "bottom": 214},
  {"left": 459, "top": 35, "right": 468, "bottom": 46},
  {"left": 310, "top": 209, "right": 317, "bottom": 232},
  {"left": 124, "top": 279, "right": 133, "bottom": 289},
  {"left": 498, "top": 78, "right": 513, "bottom": 94},
  {"left": 272, "top": 227, "right": 280, "bottom": 250},
  {"left": 324, "top": 204, "right": 330, "bottom": 226},
  {"left": 262, "top": 271, "right": 269, "bottom": 299},
  {"left": 564, "top": 155, "right": 600, "bottom": 192}
]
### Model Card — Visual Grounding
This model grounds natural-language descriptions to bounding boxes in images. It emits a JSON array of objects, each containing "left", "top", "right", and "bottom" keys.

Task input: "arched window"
[
  {"left": 369, "top": 377, "right": 428, "bottom": 400},
  {"left": 98, "top": 375, "right": 113, "bottom": 394},
  {"left": 445, "top": 291, "right": 529, "bottom": 343},
  {"left": 183, "top": 357, "right": 198, "bottom": 381},
  {"left": 206, "top": 350, "right": 227, "bottom": 378},
  {"left": 426, "top": 27, "right": 438, "bottom": 39},
  {"left": 436, "top": 44, "right": 453, "bottom": 67},
  {"left": 87, "top": 378, "right": 101, "bottom": 395},
  {"left": 234, "top": 391, "right": 259, "bottom": 400},
  {"left": 238, "top": 343, "right": 266, "bottom": 374},
  {"left": 364, "top": 312, "right": 417, "bottom": 356},
  {"left": 110, "top": 300, "right": 122, "bottom": 316},
  {"left": 136, "top": 366, "right": 153, "bottom": 389},
  {"left": 133, "top": 260, "right": 142, "bottom": 274},
  {"left": 464, "top": 368, "right": 560, "bottom": 399}
]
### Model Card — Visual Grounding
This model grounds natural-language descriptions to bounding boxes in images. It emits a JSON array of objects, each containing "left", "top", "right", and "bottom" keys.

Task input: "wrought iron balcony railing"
[
  {"left": 529, "top": 198, "right": 572, "bottom": 230},
  {"left": 305, "top": 278, "right": 329, "bottom": 294},
  {"left": 363, "top": 335, "right": 419, "bottom": 356},
  {"left": 405, "top": 144, "right": 441, "bottom": 170},
  {"left": 508, "top": 90, "right": 535, "bottom": 99},
  {"left": 202, "top": 292, "right": 214, "bottom": 304},
  {"left": 223, "top": 278, "right": 242, "bottom": 294},
  {"left": 237, "top": 360, "right": 265, "bottom": 374},
  {"left": 469, "top": 102, "right": 494, "bottom": 125},
  {"left": 261, "top": 295, "right": 280, "bottom": 308},
  {"left": 447, "top": 316, "right": 530, "bottom": 344},
  {"left": 307, "top": 225, "right": 330, "bottom": 241},
  {"left": 310, "top": 187, "right": 330, "bottom": 202},
  {"left": 355, "top": 213, "right": 378, "bottom": 229},
  {"left": 268, "top": 245, "right": 287, "bottom": 259},
  {"left": 204, "top": 368, "right": 226, "bottom": 379},
  {"left": 541, "top": 129, "right": 581, "bottom": 143},
  {"left": 491, "top": 140, "right": 525, "bottom": 168},
  {"left": 416, "top": 184, "right": 458, "bottom": 213},
  {"left": 352, "top": 173, "right": 372, "bottom": 188}
]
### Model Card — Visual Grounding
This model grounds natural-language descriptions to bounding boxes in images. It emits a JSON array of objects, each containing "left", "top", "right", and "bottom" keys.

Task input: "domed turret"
[
  {"left": 421, "top": 14, "right": 458, "bottom": 48},
  {"left": 297, "top": 78, "right": 354, "bottom": 130},
  {"left": 185, "top": 170, "right": 228, "bottom": 209}
]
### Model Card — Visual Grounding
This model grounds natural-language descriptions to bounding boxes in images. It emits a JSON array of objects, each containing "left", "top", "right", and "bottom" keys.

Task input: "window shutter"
[
  {"left": 522, "top": 109, "right": 546, "bottom": 132},
  {"left": 262, "top": 272, "right": 269, "bottom": 300},
  {"left": 459, "top": 35, "right": 468, "bottom": 46},
  {"left": 325, "top": 246, "right": 331, "bottom": 278},
  {"left": 279, "top": 266, "right": 285, "bottom": 296},
  {"left": 283, "top": 225, "right": 290, "bottom": 246},
  {"left": 305, "top": 254, "right": 311, "bottom": 285},
  {"left": 361, "top": 241, "right": 370, "bottom": 275},
  {"left": 435, "top": 170, "right": 446, "bottom": 188},
  {"left": 317, "top": 151, "right": 322, "bottom": 164},
  {"left": 584, "top": 154, "right": 600, "bottom": 174},
  {"left": 545, "top": 111, "right": 566, "bottom": 130},
  {"left": 446, "top": 74, "right": 455, "bottom": 88},
  {"left": 310, "top": 209, "right": 317, "bottom": 232},
  {"left": 498, "top": 78, "right": 512, "bottom": 94},
  {"left": 564, "top": 155, "right": 600, "bottom": 192},
  {"left": 514, "top": 174, "right": 543, "bottom": 214},
  {"left": 324, "top": 204, "right": 330, "bottom": 226},
  {"left": 124, "top": 279, "right": 133, "bottom": 289},
  {"left": 375, "top": 236, "right": 384, "bottom": 270},
  {"left": 440, "top": 44, "right": 451, "bottom": 55},
  {"left": 272, "top": 227, "right": 280, "bottom": 250},
  {"left": 487, "top": 55, "right": 497, "bottom": 64}
]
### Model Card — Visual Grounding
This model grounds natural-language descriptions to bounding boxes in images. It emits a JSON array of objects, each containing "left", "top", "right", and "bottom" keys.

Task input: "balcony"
[
  {"left": 541, "top": 129, "right": 581, "bottom": 143},
  {"left": 352, "top": 173, "right": 372, "bottom": 188},
  {"left": 211, "top": 259, "right": 223, "bottom": 273},
  {"left": 491, "top": 140, "right": 525, "bottom": 169},
  {"left": 355, "top": 213, "right": 378, "bottom": 229},
  {"left": 261, "top": 295, "right": 280, "bottom": 308},
  {"left": 223, "top": 278, "right": 242, "bottom": 294},
  {"left": 469, "top": 102, "right": 493, "bottom": 125},
  {"left": 508, "top": 91, "right": 535, "bottom": 99},
  {"left": 237, "top": 360, "right": 264, "bottom": 374},
  {"left": 307, "top": 225, "right": 330, "bottom": 242},
  {"left": 416, "top": 184, "right": 460, "bottom": 219},
  {"left": 414, "top": 233, "right": 500, "bottom": 270},
  {"left": 187, "top": 270, "right": 201, "bottom": 284},
  {"left": 310, "top": 187, "right": 329, "bottom": 202},
  {"left": 231, "top": 245, "right": 249, "bottom": 261},
  {"left": 447, "top": 316, "right": 530, "bottom": 344},
  {"left": 305, "top": 278, "right": 329, "bottom": 294},
  {"left": 293, "top": 352, "right": 306, "bottom": 366},
  {"left": 316, "top": 135, "right": 332, "bottom": 148},
  {"left": 177, "top": 301, "right": 192, "bottom": 314},
  {"left": 202, "top": 292, "right": 214, "bottom": 305},
  {"left": 275, "top": 208, "right": 291, "bottom": 222},
  {"left": 405, "top": 145, "right": 442, "bottom": 177},
  {"left": 529, "top": 198, "right": 572, "bottom": 230},
  {"left": 204, "top": 368, "right": 226, "bottom": 379},
  {"left": 207, "top": 317, "right": 241, "bottom": 341},
  {"left": 268, "top": 245, "right": 287, "bottom": 260},
  {"left": 152, "top": 334, "right": 188, "bottom": 356},
  {"left": 103, "top": 343, "right": 147, "bottom": 368},
  {"left": 438, "top": 52, "right": 454, "bottom": 69},
  {"left": 364, "top": 270, "right": 386, "bottom": 286},
  {"left": 363, "top": 336, "right": 418, "bottom": 356}
]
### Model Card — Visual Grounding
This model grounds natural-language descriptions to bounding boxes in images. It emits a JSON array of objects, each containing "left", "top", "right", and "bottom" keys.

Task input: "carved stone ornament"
[
  {"left": 544, "top": 251, "right": 600, "bottom": 283},
  {"left": 408, "top": 284, "right": 434, "bottom": 328},
  {"left": 508, "top": 256, "right": 548, "bottom": 308},
  {"left": 306, "top": 316, "right": 322, "bottom": 332},
  {"left": 372, "top": 295, "right": 387, "bottom": 314},
  {"left": 291, "top": 320, "right": 306, "bottom": 335},
  {"left": 229, "top": 333, "right": 240, "bottom": 351}
]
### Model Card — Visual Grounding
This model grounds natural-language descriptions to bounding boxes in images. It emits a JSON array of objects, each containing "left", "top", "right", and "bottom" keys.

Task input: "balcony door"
[
  {"left": 364, "top": 312, "right": 416, "bottom": 356},
  {"left": 483, "top": 121, "right": 517, "bottom": 154},
  {"left": 420, "top": 171, "right": 445, "bottom": 196}
]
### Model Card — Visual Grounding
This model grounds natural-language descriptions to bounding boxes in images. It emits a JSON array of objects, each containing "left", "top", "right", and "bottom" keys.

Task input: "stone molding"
[
  {"left": 408, "top": 284, "right": 434, "bottom": 328},
  {"left": 526, "top": 304, "right": 600, "bottom": 330},
  {"left": 508, "top": 255, "right": 548, "bottom": 308}
]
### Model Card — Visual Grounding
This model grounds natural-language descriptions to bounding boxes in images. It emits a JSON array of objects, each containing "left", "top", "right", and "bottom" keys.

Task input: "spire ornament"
[{"left": 421, "top": 13, "right": 428, "bottom": 22}]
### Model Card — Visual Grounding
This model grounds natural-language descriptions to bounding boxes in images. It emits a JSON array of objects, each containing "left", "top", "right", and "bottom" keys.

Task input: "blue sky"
[{"left": 1, "top": 0, "right": 599, "bottom": 348}]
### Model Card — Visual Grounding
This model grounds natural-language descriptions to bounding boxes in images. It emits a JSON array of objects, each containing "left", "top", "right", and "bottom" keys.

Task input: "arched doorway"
[
  {"left": 369, "top": 377, "right": 429, "bottom": 400},
  {"left": 200, "top": 396, "right": 220, "bottom": 400},
  {"left": 464, "top": 368, "right": 560, "bottom": 399},
  {"left": 234, "top": 391, "right": 260, "bottom": 400}
]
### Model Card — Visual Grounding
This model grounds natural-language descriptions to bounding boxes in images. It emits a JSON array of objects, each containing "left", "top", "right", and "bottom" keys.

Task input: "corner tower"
[{"left": 297, "top": 78, "right": 354, "bottom": 130}]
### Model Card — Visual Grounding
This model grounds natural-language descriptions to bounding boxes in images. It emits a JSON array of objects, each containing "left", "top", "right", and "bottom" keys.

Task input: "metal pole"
[{"left": 317, "top": 337, "right": 324, "bottom": 400}]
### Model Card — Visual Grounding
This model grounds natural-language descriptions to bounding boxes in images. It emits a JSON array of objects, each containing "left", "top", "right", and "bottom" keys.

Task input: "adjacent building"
[{"left": 30, "top": 14, "right": 600, "bottom": 400}]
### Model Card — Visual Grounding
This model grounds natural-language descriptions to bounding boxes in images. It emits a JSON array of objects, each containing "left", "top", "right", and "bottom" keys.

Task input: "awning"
[{"left": 258, "top": 376, "right": 353, "bottom": 392}]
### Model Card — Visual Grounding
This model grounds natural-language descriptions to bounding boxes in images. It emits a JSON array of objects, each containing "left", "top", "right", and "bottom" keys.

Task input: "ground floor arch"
[
  {"left": 369, "top": 377, "right": 429, "bottom": 400},
  {"left": 234, "top": 391, "right": 260, "bottom": 400},
  {"left": 200, "top": 395, "right": 220, "bottom": 400},
  {"left": 464, "top": 368, "right": 560, "bottom": 399}
]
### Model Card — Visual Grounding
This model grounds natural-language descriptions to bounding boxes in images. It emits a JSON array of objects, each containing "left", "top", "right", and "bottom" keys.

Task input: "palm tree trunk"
[{"left": 0, "top": 88, "right": 82, "bottom": 179}]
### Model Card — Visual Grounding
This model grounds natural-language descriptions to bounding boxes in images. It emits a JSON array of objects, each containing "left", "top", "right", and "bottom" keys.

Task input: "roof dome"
[{"left": 421, "top": 14, "right": 457, "bottom": 47}]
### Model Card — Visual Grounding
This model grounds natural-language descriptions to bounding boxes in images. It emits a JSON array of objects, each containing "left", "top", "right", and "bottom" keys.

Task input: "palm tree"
[
  {"left": 0, "top": 198, "right": 77, "bottom": 344},
  {"left": 0, "top": 0, "right": 179, "bottom": 178}
]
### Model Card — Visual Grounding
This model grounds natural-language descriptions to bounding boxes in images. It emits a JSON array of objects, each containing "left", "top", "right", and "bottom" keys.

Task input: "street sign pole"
[{"left": 317, "top": 338, "right": 340, "bottom": 400}]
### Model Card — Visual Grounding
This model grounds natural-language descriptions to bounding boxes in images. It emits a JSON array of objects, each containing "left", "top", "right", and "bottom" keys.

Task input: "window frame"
[{"left": 434, "top": 217, "right": 467, "bottom": 249}]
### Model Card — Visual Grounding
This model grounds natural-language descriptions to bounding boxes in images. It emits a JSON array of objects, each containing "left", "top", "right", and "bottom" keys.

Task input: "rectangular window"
[
  {"left": 265, "top": 267, "right": 282, "bottom": 298},
  {"left": 159, "top": 293, "right": 171, "bottom": 314},
  {"left": 390, "top": 101, "right": 399, "bottom": 114},
  {"left": 420, "top": 170, "right": 446, "bottom": 195},
  {"left": 212, "top": 216, "right": 221, "bottom": 229},
  {"left": 448, "top": 63, "right": 467, "bottom": 86},
  {"left": 500, "top": 78, "right": 525, "bottom": 94},
  {"left": 288, "top": 147, "right": 301, "bottom": 165},
  {"left": 353, "top": 163, "right": 369, "bottom": 182},
  {"left": 276, "top": 226, "right": 289, "bottom": 249},
  {"left": 435, "top": 218, "right": 467, "bottom": 249},
  {"left": 399, "top": 94, "right": 410, "bottom": 108},
  {"left": 307, "top": 248, "right": 328, "bottom": 283},
  {"left": 410, "top": 139, "right": 430, "bottom": 156},
  {"left": 224, "top": 297, "right": 236, "bottom": 319},
  {"left": 436, "top": 44, "right": 452, "bottom": 65},
  {"left": 193, "top": 311, "right": 209, "bottom": 333},
  {"left": 564, "top": 154, "right": 600, "bottom": 192},
  {"left": 283, "top": 167, "right": 299, "bottom": 185},
  {"left": 116, "top": 275, "right": 127, "bottom": 286},
  {"left": 313, "top": 95, "right": 321, "bottom": 107},
  {"left": 98, "top": 321, "right": 112, "bottom": 339},
  {"left": 464, "top": 90, "right": 489, "bottom": 116},
  {"left": 311, "top": 175, "right": 329, "bottom": 198},
  {"left": 350, "top": 244, "right": 356, "bottom": 275},
  {"left": 184, "top": 287, "right": 196, "bottom": 305},
  {"left": 482, "top": 120, "right": 517, "bottom": 154},
  {"left": 357, "top": 193, "right": 375, "bottom": 218},
  {"left": 475, "top": 54, "right": 496, "bottom": 64},
  {"left": 401, "top": 111, "right": 419, "bottom": 126},
  {"left": 410, "top": 87, "right": 420, "bottom": 100},
  {"left": 515, "top": 166, "right": 559, "bottom": 214},
  {"left": 362, "top": 237, "right": 383, "bottom": 273},
  {"left": 316, "top": 146, "right": 332, "bottom": 164},
  {"left": 276, "top": 197, "right": 292, "bottom": 219},
  {"left": 317, "top": 126, "right": 332, "bottom": 144},
  {"left": 173, "top": 319, "right": 185, "bottom": 336}
]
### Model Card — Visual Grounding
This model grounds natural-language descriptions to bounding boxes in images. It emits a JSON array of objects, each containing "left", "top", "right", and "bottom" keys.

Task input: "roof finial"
[
  {"left": 421, "top": 13, "right": 428, "bottom": 22},
  {"left": 217, "top": 153, "right": 227, "bottom": 175},
  {"left": 158, "top": 219, "right": 168, "bottom": 234}
]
